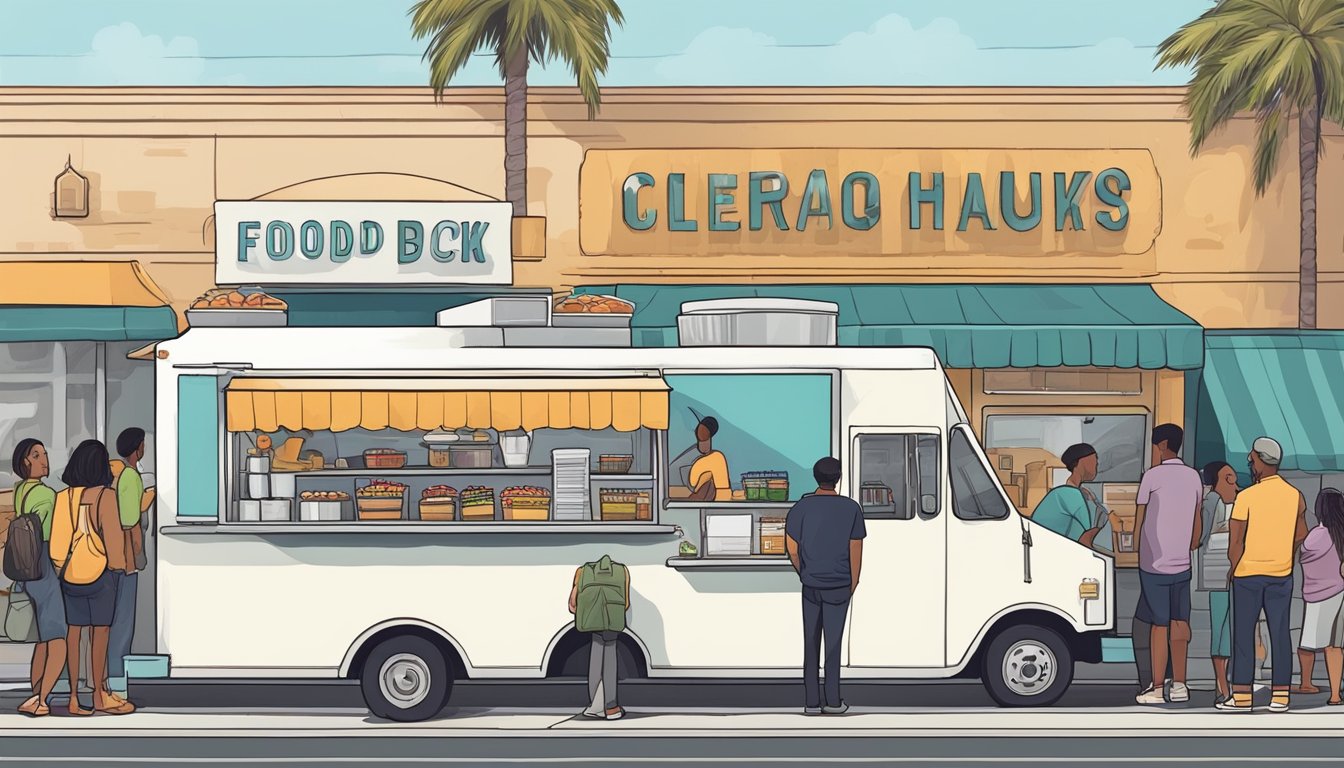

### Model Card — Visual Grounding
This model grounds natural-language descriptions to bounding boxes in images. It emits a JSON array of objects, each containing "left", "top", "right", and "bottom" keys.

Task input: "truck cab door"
[{"left": 845, "top": 428, "right": 946, "bottom": 669}]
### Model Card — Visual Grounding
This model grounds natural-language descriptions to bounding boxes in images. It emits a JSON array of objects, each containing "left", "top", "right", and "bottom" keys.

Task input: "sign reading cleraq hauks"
[
  {"left": 579, "top": 149, "right": 1161, "bottom": 258},
  {"left": 214, "top": 201, "right": 514, "bottom": 286}
]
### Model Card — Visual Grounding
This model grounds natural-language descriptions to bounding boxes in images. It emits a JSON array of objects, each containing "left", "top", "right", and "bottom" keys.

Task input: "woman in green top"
[
  {"left": 1030, "top": 443, "right": 1105, "bottom": 550},
  {"left": 10, "top": 438, "right": 67, "bottom": 717}
]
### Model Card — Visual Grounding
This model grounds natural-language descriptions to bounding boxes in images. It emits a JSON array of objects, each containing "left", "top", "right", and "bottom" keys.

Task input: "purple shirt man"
[{"left": 1137, "top": 458, "right": 1205, "bottom": 574}]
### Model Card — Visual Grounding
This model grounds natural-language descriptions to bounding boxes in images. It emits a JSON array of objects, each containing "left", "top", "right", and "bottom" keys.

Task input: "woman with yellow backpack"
[{"left": 50, "top": 440, "right": 135, "bottom": 716}]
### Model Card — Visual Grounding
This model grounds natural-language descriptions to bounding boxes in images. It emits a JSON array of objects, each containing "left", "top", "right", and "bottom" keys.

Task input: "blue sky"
[{"left": 0, "top": 0, "right": 1211, "bottom": 87}]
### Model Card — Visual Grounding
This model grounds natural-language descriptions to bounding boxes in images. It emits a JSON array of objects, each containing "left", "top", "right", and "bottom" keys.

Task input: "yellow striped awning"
[{"left": 224, "top": 377, "right": 670, "bottom": 433}]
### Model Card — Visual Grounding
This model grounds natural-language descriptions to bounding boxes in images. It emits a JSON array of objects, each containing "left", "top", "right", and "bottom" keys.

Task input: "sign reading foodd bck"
[{"left": 213, "top": 201, "right": 514, "bottom": 286}]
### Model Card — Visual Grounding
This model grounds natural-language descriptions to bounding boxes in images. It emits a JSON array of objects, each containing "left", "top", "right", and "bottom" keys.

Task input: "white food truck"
[{"left": 149, "top": 296, "right": 1113, "bottom": 721}]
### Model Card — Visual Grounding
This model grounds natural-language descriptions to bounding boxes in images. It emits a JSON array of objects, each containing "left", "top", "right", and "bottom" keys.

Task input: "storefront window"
[
  {"left": 855, "top": 433, "right": 939, "bottom": 520},
  {"left": 664, "top": 374, "right": 832, "bottom": 503},
  {"left": 0, "top": 342, "right": 97, "bottom": 487},
  {"left": 984, "top": 368, "right": 1142, "bottom": 395},
  {"left": 983, "top": 413, "right": 1146, "bottom": 515}
]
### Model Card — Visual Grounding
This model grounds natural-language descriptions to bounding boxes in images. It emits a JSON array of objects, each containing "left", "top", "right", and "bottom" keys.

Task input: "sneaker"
[
  {"left": 1213, "top": 693, "right": 1231, "bottom": 708},
  {"left": 1216, "top": 697, "right": 1252, "bottom": 712},
  {"left": 604, "top": 707, "right": 625, "bottom": 720},
  {"left": 803, "top": 706, "right": 823, "bottom": 715},
  {"left": 1135, "top": 684, "right": 1166, "bottom": 705},
  {"left": 822, "top": 701, "right": 850, "bottom": 715},
  {"left": 1268, "top": 696, "right": 1290, "bottom": 713},
  {"left": 1169, "top": 682, "right": 1190, "bottom": 703}
]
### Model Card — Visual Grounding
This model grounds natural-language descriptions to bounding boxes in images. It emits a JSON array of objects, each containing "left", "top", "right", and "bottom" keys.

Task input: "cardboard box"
[{"left": 1008, "top": 480, "right": 1026, "bottom": 509}]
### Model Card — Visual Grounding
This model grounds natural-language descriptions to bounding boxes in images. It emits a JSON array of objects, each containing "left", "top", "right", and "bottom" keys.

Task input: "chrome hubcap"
[
  {"left": 379, "top": 653, "right": 431, "bottom": 709},
  {"left": 1002, "top": 640, "right": 1056, "bottom": 697}
]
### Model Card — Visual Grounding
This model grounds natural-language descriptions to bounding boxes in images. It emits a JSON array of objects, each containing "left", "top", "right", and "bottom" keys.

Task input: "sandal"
[
  {"left": 17, "top": 696, "right": 40, "bottom": 716},
  {"left": 67, "top": 704, "right": 93, "bottom": 717},
  {"left": 94, "top": 697, "right": 136, "bottom": 716},
  {"left": 1329, "top": 699, "right": 1343, "bottom": 706}
]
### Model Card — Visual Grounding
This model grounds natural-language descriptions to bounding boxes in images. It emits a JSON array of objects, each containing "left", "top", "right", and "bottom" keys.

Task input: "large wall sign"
[
  {"left": 214, "top": 201, "right": 513, "bottom": 285},
  {"left": 579, "top": 149, "right": 1161, "bottom": 258}
]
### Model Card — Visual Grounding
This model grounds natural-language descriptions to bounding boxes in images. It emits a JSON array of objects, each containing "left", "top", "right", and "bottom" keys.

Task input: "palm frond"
[
  {"left": 412, "top": 0, "right": 511, "bottom": 94},
  {"left": 1251, "top": 99, "right": 1287, "bottom": 194}
]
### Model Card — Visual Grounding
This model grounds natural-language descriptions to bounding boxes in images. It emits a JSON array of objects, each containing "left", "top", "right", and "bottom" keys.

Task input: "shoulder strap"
[
  {"left": 57, "top": 489, "right": 80, "bottom": 582},
  {"left": 14, "top": 482, "right": 36, "bottom": 517}
]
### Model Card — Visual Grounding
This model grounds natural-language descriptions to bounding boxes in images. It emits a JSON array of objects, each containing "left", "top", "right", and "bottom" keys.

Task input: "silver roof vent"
[
  {"left": 677, "top": 298, "right": 838, "bottom": 346},
  {"left": 437, "top": 297, "right": 632, "bottom": 347}
]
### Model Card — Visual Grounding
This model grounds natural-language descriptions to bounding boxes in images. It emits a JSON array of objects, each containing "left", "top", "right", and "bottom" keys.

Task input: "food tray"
[
  {"left": 503, "top": 502, "right": 550, "bottom": 521},
  {"left": 357, "top": 496, "right": 403, "bottom": 515},
  {"left": 418, "top": 497, "right": 458, "bottom": 521},
  {"left": 596, "top": 455, "right": 634, "bottom": 474},
  {"left": 599, "top": 502, "right": 637, "bottom": 521},
  {"left": 460, "top": 504, "right": 496, "bottom": 520},
  {"left": 552, "top": 313, "right": 632, "bottom": 329},
  {"left": 185, "top": 309, "right": 287, "bottom": 327},
  {"left": 364, "top": 451, "right": 408, "bottom": 469}
]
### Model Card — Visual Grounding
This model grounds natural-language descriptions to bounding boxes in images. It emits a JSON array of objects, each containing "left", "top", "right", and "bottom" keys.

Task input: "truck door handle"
[{"left": 1021, "top": 527, "right": 1033, "bottom": 584}]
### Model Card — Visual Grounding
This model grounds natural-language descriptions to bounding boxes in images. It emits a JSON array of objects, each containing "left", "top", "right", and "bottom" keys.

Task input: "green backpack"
[{"left": 576, "top": 555, "right": 628, "bottom": 634}]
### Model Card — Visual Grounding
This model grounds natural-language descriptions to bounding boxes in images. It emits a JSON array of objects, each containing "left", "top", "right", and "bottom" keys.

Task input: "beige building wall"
[{"left": 0, "top": 87, "right": 1339, "bottom": 328}]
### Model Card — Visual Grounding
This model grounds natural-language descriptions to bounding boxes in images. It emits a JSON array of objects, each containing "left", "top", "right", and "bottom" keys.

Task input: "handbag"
[{"left": 3, "top": 584, "right": 37, "bottom": 643}]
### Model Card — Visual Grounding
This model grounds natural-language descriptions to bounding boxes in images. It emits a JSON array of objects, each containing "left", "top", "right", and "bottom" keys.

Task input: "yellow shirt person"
[
  {"left": 687, "top": 416, "right": 732, "bottom": 502},
  {"left": 1231, "top": 473, "right": 1305, "bottom": 578}
]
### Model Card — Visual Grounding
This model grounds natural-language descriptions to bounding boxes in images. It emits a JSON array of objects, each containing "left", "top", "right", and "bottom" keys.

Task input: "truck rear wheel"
[
  {"left": 981, "top": 624, "right": 1073, "bottom": 707},
  {"left": 360, "top": 635, "right": 452, "bottom": 722}
]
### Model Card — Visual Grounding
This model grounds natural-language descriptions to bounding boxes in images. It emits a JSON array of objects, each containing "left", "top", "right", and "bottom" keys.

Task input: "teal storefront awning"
[
  {"left": 574, "top": 284, "right": 1204, "bottom": 370},
  {"left": 1193, "top": 331, "right": 1344, "bottom": 474},
  {"left": 0, "top": 306, "right": 180, "bottom": 343},
  {"left": 271, "top": 290, "right": 553, "bottom": 327}
]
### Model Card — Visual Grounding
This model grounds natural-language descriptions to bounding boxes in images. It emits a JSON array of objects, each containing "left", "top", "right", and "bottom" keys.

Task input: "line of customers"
[
  {"left": 1032, "top": 424, "right": 1344, "bottom": 711},
  {"left": 10, "top": 431, "right": 149, "bottom": 717}
]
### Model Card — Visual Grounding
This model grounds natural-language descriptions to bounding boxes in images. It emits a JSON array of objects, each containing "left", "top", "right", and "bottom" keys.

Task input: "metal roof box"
[
  {"left": 677, "top": 298, "right": 838, "bottom": 346},
  {"left": 436, "top": 296, "right": 551, "bottom": 328}
]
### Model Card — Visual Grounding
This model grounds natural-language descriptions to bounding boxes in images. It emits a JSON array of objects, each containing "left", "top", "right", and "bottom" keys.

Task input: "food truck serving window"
[
  {"left": 664, "top": 374, "right": 831, "bottom": 503},
  {"left": 220, "top": 376, "right": 667, "bottom": 525}
]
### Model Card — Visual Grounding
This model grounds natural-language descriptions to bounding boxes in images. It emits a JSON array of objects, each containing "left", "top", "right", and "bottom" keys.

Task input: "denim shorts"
[
  {"left": 61, "top": 570, "right": 116, "bottom": 627},
  {"left": 1138, "top": 569, "right": 1192, "bottom": 626}
]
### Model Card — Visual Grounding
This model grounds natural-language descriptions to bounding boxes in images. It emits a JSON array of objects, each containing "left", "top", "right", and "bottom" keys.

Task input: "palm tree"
[
  {"left": 411, "top": 0, "right": 624, "bottom": 217},
  {"left": 1157, "top": 0, "right": 1344, "bottom": 329}
]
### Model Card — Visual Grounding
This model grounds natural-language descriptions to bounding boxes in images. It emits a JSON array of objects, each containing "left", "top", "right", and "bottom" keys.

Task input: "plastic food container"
[
  {"left": 260, "top": 499, "right": 291, "bottom": 522},
  {"left": 237, "top": 500, "right": 261, "bottom": 522},
  {"left": 451, "top": 446, "right": 493, "bottom": 469},
  {"left": 299, "top": 500, "right": 343, "bottom": 522},
  {"left": 271, "top": 472, "right": 297, "bottom": 499},
  {"left": 427, "top": 445, "right": 452, "bottom": 468},
  {"left": 246, "top": 455, "right": 271, "bottom": 473},
  {"left": 759, "top": 517, "right": 787, "bottom": 555},
  {"left": 502, "top": 497, "right": 550, "bottom": 521},
  {"left": 597, "top": 455, "right": 634, "bottom": 475},
  {"left": 246, "top": 473, "right": 270, "bottom": 500},
  {"left": 501, "top": 433, "right": 531, "bottom": 468},
  {"left": 743, "top": 471, "right": 789, "bottom": 502}
]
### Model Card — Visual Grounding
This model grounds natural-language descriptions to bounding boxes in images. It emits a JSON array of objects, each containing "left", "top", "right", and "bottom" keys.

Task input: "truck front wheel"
[
  {"left": 360, "top": 635, "right": 453, "bottom": 722},
  {"left": 981, "top": 624, "right": 1073, "bottom": 707}
]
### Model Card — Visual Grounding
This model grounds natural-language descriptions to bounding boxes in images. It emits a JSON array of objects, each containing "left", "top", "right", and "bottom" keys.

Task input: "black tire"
[
  {"left": 360, "top": 635, "right": 453, "bottom": 722},
  {"left": 980, "top": 624, "right": 1073, "bottom": 707}
]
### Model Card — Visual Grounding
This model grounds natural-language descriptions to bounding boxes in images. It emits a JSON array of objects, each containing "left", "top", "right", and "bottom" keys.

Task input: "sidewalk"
[{"left": 2, "top": 703, "right": 1344, "bottom": 739}]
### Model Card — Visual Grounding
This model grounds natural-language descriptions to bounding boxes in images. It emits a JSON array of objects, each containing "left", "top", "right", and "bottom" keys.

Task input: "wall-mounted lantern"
[{"left": 53, "top": 156, "right": 90, "bottom": 218}]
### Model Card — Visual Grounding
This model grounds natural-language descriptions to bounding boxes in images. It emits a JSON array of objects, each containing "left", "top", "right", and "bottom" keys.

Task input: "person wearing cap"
[
  {"left": 687, "top": 416, "right": 731, "bottom": 502},
  {"left": 1219, "top": 436, "right": 1307, "bottom": 713},
  {"left": 1029, "top": 443, "right": 1105, "bottom": 549}
]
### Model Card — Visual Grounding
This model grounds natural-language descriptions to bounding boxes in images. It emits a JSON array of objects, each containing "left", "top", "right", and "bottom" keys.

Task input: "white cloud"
[
  {"left": 653, "top": 13, "right": 1171, "bottom": 86},
  {"left": 82, "top": 23, "right": 205, "bottom": 85}
]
